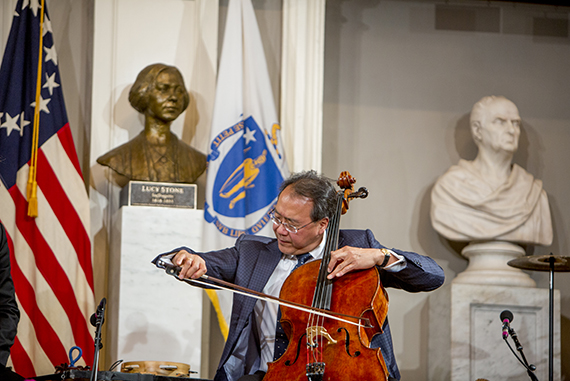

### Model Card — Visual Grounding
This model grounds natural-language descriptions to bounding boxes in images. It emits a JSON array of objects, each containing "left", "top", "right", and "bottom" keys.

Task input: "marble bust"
[
  {"left": 97, "top": 63, "right": 207, "bottom": 184},
  {"left": 430, "top": 96, "right": 553, "bottom": 246}
]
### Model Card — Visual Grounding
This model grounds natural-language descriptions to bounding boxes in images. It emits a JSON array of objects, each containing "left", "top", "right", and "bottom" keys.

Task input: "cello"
[{"left": 263, "top": 171, "right": 390, "bottom": 381}]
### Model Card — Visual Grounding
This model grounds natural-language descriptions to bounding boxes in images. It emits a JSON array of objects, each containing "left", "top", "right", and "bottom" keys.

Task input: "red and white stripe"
[{"left": 0, "top": 124, "right": 95, "bottom": 378}]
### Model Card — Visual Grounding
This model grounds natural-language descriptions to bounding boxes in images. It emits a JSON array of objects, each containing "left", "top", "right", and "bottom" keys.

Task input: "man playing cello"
[{"left": 160, "top": 171, "right": 444, "bottom": 381}]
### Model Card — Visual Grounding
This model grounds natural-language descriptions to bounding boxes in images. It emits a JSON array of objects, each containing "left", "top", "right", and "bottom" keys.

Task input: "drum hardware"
[
  {"left": 108, "top": 359, "right": 124, "bottom": 372},
  {"left": 508, "top": 254, "right": 570, "bottom": 381},
  {"left": 120, "top": 361, "right": 196, "bottom": 377}
]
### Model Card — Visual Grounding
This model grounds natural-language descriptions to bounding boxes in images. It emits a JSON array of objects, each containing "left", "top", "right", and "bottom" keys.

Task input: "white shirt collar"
[{"left": 281, "top": 230, "right": 327, "bottom": 262}]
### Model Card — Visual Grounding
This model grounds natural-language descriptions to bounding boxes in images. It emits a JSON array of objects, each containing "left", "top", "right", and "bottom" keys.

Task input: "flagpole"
[{"left": 27, "top": 0, "right": 46, "bottom": 218}]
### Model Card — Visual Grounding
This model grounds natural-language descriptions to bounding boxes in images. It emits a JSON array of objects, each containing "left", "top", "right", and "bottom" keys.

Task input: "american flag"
[{"left": 0, "top": 0, "right": 95, "bottom": 377}]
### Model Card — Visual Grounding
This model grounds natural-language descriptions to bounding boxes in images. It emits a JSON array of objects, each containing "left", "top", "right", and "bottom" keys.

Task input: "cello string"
[
  {"left": 313, "top": 191, "right": 341, "bottom": 310},
  {"left": 309, "top": 191, "right": 343, "bottom": 366},
  {"left": 311, "top": 195, "right": 334, "bottom": 355},
  {"left": 325, "top": 197, "right": 341, "bottom": 307},
  {"left": 323, "top": 198, "right": 341, "bottom": 363}
]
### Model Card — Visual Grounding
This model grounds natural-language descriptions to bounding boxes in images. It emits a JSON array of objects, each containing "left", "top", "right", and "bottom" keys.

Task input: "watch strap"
[{"left": 379, "top": 248, "right": 391, "bottom": 267}]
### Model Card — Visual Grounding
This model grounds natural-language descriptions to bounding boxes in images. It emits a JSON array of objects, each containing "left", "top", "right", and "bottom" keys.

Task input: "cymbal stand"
[{"left": 548, "top": 257, "right": 554, "bottom": 381}]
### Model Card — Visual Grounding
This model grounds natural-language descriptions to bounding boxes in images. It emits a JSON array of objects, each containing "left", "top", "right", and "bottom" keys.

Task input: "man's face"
[
  {"left": 146, "top": 69, "right": 186, "bottom": 123},
  {"left": 478, "top": 99, "right": 521, "bottom": 155},
  {"left": 272, "top": 186, "right": 328, "bottom": 256}
]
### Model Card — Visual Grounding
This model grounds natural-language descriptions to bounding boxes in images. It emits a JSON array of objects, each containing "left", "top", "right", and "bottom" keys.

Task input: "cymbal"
[{"left": 508, "top": 255, "right": 570, "bottom": 272}]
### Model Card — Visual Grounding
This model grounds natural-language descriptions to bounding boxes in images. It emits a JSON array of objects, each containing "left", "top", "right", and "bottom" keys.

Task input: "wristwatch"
[{"left": 379, "top": 248, "right": 391, "bottom": 267}]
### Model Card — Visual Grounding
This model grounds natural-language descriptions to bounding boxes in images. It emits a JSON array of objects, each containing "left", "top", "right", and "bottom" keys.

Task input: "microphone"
[
  {"left": 500, "top": 310, "right": 513, "bottom": 339},
  {"left": 89, "top": 298, "right": 107, "bottom": 381},
  {"left": 90, "top": 297, "right": 107, "bottom": 327}
]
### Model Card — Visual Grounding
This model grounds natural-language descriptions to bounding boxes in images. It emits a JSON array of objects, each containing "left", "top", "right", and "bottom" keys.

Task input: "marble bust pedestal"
[
  {"left": 107, "top": 206, "right": 205, "bottom": 376},
  {"left": 428, "top": 240, "right": 560, "bottom": 380},
  {"left": 454, "top": 241, "right": 536, "bottom": 287},
  {"left": 428, "top": 283, "right": 560, "bottom": 380}
]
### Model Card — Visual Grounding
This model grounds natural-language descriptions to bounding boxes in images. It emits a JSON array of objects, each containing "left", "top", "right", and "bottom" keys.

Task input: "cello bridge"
[{"left": 306, "top": 326, "right": 337, "bottom": 347}]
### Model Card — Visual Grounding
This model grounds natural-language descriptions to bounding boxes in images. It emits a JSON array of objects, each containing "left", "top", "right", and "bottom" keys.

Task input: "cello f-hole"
[
  {"left": 284, "top": 333, "right": 307, "bottom": 366},
  {"left": 337, "top": 327, "right": 361, "bottom": 357}
]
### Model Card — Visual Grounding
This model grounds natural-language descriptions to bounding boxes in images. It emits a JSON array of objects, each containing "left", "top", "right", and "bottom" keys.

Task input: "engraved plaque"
[{"left": 120, "top": 181, "right": 196, "bottom": 209}]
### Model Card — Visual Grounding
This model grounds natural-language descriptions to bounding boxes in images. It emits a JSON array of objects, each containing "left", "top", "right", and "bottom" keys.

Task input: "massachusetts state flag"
[
  {"left": 0, "top": 0, "right": 95, "bottom": 377},
  {"left": 202, "top": 0, "right": 289, "bottom": 337}
]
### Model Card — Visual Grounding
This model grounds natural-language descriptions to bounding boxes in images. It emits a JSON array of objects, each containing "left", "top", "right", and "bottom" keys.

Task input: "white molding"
[{"left": 280, "top": 0, "right": 326, "bottom": 173}]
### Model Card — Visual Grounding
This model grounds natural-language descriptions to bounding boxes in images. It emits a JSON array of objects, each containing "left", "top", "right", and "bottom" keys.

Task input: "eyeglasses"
[{"left": 269, "top": 211, "right": 315, "bottom": 234}]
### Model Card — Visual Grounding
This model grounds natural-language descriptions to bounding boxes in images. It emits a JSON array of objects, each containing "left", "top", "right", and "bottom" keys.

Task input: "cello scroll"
[{"left": 337, "top": 171, "right": 368, "bottom": 214}]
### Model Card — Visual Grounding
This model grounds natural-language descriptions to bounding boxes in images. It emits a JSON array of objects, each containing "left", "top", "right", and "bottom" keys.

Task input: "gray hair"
[
  {"left": 279, "top": 170, "right": 338, "bottom": 221},
  {"left": 128, "top": 63, "right": 190, "bottom": 114}
]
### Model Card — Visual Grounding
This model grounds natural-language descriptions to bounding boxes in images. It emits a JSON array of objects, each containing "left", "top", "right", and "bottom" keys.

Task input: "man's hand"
[
  {"left": 327, "top": 246, "right": 392, "bottom": 279},
  {"left": 172, "top": 250, "right": 207, "bottom": 280}
]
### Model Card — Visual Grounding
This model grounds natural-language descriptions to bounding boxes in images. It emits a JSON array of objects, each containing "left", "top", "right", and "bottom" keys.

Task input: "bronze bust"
[{"left": 97, "top": 63, "right": 207, "bottom": 184}]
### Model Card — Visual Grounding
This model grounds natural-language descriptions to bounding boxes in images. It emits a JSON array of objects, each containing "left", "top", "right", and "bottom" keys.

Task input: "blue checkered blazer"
[{"left": 178, "top": 229, "right": 444, "bottom": 381}]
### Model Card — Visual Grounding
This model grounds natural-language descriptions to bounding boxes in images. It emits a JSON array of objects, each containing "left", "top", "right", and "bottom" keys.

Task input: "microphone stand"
[
  {"left": 90, "top": 298, "right": 106, "bottom": 381},
  {"left": 508, "top": 326, "right": 538, "bottom": 381}
]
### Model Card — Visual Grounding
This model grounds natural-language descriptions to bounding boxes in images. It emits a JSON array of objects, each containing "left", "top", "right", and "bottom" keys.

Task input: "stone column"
[{"left": 429, "top": 283, "right": 560, "bottom": 381}]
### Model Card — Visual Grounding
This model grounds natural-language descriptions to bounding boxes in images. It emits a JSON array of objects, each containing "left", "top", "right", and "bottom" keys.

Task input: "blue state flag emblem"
[{"left": 205, "top": 116, "right": 285, "bottom": 238}]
